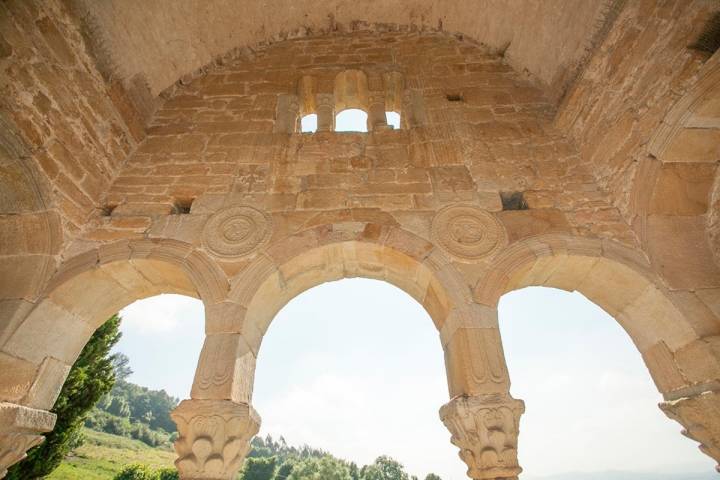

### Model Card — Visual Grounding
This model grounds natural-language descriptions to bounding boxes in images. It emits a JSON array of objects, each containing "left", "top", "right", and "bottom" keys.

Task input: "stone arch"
[
  {"left": 634, "top": 50, "right": 720, "bottom": 289},
  {"left": 196, "top": 222, "right": 475, "bottom": 399},
  {"left": 0, "top": 238, "right": 229, "bottom": 476},
  {"left": 0, "top": 238, "right": 228, "bottom": 412},
  {"left": 475, "top": 233, "right": 720, "bottom": 468},
  {"left": 179, "top": 221, "right": 525, "bottom": 480},
  {"left": 0, "top": 120, "right": 63, "bottom": 347}
]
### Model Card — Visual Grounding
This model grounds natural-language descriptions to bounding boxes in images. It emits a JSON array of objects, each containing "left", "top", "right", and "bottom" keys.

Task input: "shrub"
[
  {"left": 113, "top": 463, "right": 158, "bottom": 480},
  {"left": 156, "top": 467, "right": 179, "bottom": 480}
]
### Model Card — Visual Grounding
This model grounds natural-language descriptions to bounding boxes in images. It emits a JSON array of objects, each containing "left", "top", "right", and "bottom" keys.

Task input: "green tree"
[
  {"left": 113, "top": 463, "right": 158, "bottom": 480},
  {"left": 424, "top": 475, "right": 442, "bottom": 480},
  {"left": 112, "top": 352, "right": 134, "bottom": 381},
  {"left": 156, "top": 467, "right": 179, "bottom": 480},
  {"left": 360, "top": 456, "right": 410, "bottom": 480},
  {"left": 287, "top": 456, "right": 352, "bottom": 480},
  {"left": 349, "top": 461, "right": 360, "bottom": 480},
  {"left": 240, "top": 456, "right": 277, "bottom": 480},
  {"left": 7, "top": 314, "right": 122, "bottom": 479},
  {"left": 108, "top": 396, "right": 131, "bottom": 417},
  {"left": 276, "top": 459, "right": 296, "bottom": 480}
]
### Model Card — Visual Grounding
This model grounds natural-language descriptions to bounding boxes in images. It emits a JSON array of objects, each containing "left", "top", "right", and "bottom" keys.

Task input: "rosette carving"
[
  {"left": 432, "top": 205, "right": 506, "bottom": 262},
  {"left": 202, "top": 206, "right": 272, "bottom": 258}
]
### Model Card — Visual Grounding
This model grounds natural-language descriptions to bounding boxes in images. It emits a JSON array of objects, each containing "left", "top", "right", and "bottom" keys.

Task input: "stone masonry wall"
[
  {"left": 556, "top": 0, "right": 717, "bottom": 225},
  {"left": 89, "top": 31, "right": 636, "bottom": 258},
  {"left": 1, "top": 0, "right": 143, "bottom": 238}
]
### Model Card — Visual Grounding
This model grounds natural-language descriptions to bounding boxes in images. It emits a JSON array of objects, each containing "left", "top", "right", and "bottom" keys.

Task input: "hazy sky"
[{"left": 116, "top": 279, "right": 715, "bottom": 479}]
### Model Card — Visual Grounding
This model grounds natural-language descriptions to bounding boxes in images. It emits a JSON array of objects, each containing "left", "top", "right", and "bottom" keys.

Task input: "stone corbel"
[
  {"left": 440, "top": 394, "right": 525, "bottom": 480},
  {"left": 0, "top": 402, "right": 56, "bottom": 478},
  {"left": 660, "top": 389, "right": 720, "bottom": 472},
  {"left": 171, "top": 399, "right": 260, "bottom": 480}
]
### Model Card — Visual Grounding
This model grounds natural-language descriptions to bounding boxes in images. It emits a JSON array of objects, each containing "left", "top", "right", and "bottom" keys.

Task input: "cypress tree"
[{"left": 7, "top": 314, "right": 122, "bottom": 479}]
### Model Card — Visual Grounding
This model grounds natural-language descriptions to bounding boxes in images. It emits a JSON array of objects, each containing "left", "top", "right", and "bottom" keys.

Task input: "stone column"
[
  {"left": 440, "top": 305, "right": 525, "bottom": 479},
  {"left": 172, "top": 399, "right": 260, "bottom": 480},
  {"left": 316, "top": 93, "right": 335, "bottom": 132},
  {"left": 0, "top": 402, "right": 56, "bottom": 478},
  {"left": 660, "top": 390, "right": 720, "bottom": 472},
  {"left": 368, "top": 92, "right": 389, "bottom": 131},
  {"left": 175, "top": 302, "right": 261, "bottom": 480},
  {"left": 440, "top": 394, "right": 525, "bottom": 480}
]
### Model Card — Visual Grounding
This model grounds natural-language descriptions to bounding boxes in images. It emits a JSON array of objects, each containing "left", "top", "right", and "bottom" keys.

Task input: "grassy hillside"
[{"left": 46, "top": 428, "right": 175, "bottom": 480}]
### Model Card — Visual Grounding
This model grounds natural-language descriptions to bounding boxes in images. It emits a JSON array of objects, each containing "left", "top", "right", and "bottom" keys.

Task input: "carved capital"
[
  {"left": 0, "top": 402, "right": 56, "bottom": 478},
  {"left": 660, "top": 390, "right": 720, "bottom": 472},
  {"left": 440, "top": 394, "right": 525, "bottom": 480},
  {"left": 171, "top": 400, "right": 260, "bottom": 480}
]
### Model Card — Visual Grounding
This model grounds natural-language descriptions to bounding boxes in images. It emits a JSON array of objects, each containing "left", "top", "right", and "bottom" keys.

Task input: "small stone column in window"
[
  {"left": 316, "top": 93, "right": 335, "bottom": 132},
  {"left": 368, "top": 92, "right": 390, "bottom": 131}
]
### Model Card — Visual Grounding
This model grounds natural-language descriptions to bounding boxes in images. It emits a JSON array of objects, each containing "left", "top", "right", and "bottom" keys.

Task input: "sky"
[{"left": 116, "top": 279, "right": 717, "bottom": 480}]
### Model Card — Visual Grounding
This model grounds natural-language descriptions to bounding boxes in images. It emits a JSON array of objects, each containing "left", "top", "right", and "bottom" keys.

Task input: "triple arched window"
[{"left": 275, "top": 70, "right": 405, "bottom": 134}]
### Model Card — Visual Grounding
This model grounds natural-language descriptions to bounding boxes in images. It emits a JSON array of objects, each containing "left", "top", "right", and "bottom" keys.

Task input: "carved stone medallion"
[
  {"left": 432, "top": 205, "right": 507, "bottom": 262},
  {"left": 203, "top": 206, "right": 272, "bottom": 258}
]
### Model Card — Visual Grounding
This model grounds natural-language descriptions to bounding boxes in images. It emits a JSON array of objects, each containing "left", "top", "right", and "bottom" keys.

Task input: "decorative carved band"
[
  {"left": 660, "top": 390, "right": 720, "bottom": 472},
  {"left": 202, "top": 206, "right": 272, "bottom": 258},
  {"left": 171, "top": 399, "right": 260, "bottom": 480},
  {"left": 432, "top": 205, "right": 507, "bottom": 262},
  {"left": 440, "top": 394, "right": 525, "bottom": 480},
  {"left": 0, "top": 402, "right": 56, "bottom": 478}
]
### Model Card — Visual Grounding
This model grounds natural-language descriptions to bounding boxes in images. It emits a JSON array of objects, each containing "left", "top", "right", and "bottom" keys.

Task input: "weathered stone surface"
[
  {"left": 661, "top": 390, "right": 720, "bottom": 472},
  {"left": 171, "top": 400, "right": 260, "bottom": 480},
  {"left": 0, "top": 402, "right": 56, "bottom": 478},
  {"left": 440, "top": 394, "right": 525, "bottom": 480},
  {"left": 2, "top": 2, "right": 720, "bottom": 478}
]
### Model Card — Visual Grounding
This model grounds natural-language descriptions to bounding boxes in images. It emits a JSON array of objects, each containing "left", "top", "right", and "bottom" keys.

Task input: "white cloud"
[
  {"left": 119, "top": 294, "right": 202, "bottom": 334},
  {"left": 258, "top": 371, "right": 466, "bottom": 479}
]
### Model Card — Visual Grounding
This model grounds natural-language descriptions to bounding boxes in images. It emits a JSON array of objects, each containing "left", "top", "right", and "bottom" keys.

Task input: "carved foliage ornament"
[
  {"left": 203, "top": 206, "right": 272, "bottom": 258},
  {"left": 432, "top": 205, "right": 507, "bottom": 262},
  {"left": 440, "top": 394, "right": 525, "bottom": 480},
  {"left": 172, "top": 400, "right": 261, "bottom": 480}
]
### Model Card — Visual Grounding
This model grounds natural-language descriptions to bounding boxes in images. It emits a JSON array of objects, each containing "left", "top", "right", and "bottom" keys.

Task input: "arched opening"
[
  {"left": 0, "top": 238, "right": 226, "bottom": 478},
  {"left": 253, "top": 278, "right": 460, "bottom": 478},
  {"left": 499, "top": 286, "right": 717, "bottom": 476},
  {"left": 476, "top": 234, "right": 720, "bottom": 473},
  {"left": 335, "top": 109, "right": 369, "bottom": 132},
  {"left": 50, "top": 293, "right": 206, "bottom": 477},
  {"left": 300, "top": 114, "right": 317, "bottom": 133},
  {"left": 0, "top": 239, "right": 226, "bottom": 412},
  {"left": 385, "top": 111, "right": 401, "bottom": 130}
]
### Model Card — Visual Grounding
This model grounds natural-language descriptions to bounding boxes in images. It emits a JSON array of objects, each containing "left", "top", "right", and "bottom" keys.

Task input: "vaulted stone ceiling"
[{"left": 69, "top": 0, "right": 611, "bottom": 101}]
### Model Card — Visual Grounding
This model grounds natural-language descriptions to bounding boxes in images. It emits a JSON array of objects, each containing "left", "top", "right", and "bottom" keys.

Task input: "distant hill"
[{"left": 527, "top": 471, "right": 716, "bottom": 480}]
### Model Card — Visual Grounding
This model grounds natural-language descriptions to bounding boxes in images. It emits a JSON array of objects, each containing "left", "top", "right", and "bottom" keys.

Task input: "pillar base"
[
  {"left": 660, "top": 389, "right": 720, "bottom": 472},
  {"left": 440, "top": 394, "right": 525, "bottom": 480},
  {"left": 171, "top": 399, "right": 260, "bottom": 480},
  {"left": 0, "top": 402, "right": 56, "bottom": 478}
]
